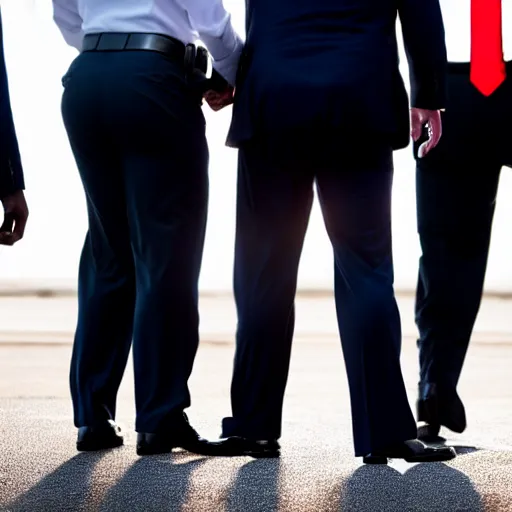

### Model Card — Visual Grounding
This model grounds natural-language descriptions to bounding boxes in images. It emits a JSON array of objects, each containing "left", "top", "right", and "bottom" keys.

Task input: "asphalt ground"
[{"left": 0, "top": 295, "right": 511, "bottom": 511}]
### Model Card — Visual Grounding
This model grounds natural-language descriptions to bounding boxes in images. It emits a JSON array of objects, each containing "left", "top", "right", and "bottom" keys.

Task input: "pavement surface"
[
  {"left": 0, "top": 295, "right": 511, "bottom": 511},
  {"left": 1, "top": 293, "right": 512, "bottom": 344}
]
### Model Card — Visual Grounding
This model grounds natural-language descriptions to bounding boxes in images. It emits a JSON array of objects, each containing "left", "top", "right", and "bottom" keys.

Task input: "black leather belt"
[{"left": 81, "top": 33, "right": 208, "bottom": 75}]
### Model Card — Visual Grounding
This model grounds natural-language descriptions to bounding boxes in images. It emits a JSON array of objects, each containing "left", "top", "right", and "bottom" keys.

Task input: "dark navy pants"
[
  {"left": 61, "top": 51, "right": 208, "bottom": 433},
  {"left": 222, "top": 140, "right": 417, "bottom": 456},
  {"left": 415, "top": 65, "right": 512, "bottom": 403}
]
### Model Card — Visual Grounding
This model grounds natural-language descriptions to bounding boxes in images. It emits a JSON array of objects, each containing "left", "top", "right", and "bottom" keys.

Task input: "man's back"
[
  {"left": 219, "top": 0, "right": 455, "bottom": 465},
  {"left": 246, "top": 0, "right": 396, "bottom": 66},
  {"left": 72, "top": 0, "right": 198, "bottom": 46},
  {"left": 248, "top": 0, "right": 399, "bottom": 92},
  {"left": 53, "top": 0, "right": 242, "bottom": 84},
  {"left": 228, "top": 0, "right": 446, "bottom": 152}
]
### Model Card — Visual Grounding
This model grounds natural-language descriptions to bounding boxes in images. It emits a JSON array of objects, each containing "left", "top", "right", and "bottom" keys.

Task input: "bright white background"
[{"left": 1, "top": 0, "right": 511, "bottom": 292}]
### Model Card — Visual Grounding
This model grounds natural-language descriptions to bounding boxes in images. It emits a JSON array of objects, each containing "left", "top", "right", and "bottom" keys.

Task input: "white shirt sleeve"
[
  {"left": 52, "top": 0, "right": 84, "bottom": 51},
  {"left": 176, "top": 0, "right": 244, "bottom": 86}
]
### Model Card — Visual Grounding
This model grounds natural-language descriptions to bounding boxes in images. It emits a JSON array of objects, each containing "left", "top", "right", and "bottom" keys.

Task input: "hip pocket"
[{"left": 61, "top": 55, "right": 81, "bottom": 88}]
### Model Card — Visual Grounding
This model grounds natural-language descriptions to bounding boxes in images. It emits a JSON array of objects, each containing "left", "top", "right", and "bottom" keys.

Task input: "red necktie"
[{"left": 470, "top": 0, "right": 506, "bottom": 96}]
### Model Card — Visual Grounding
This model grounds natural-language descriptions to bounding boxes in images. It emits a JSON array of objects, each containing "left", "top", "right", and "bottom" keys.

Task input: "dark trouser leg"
[
  {"left": 63, "top": 51, "right": 208, "bottom": 433},
  {"left": 62, "top": 91, "right": 136, "bottom": 428},
  {"left": 413, "top": 64, "right": 503, "bottom": 431},
  {"left": 415, "top": 164, "right": 500, "bottom": 420},
  {"left": 118, "top": 72, "right": 209, "bottom": 434},
  {"left": 316, "top": 147, "right": 416, "bottom": 456},
  {"left": 222, "top": 144, "right": 314, "bottom": 440}
]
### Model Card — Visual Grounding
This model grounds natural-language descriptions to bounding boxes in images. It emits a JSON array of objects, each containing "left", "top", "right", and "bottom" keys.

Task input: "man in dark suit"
[
  {"left": 210, "top": 0, "right": 457, "bottom": 463},
  {"left": 0, "top": 8, "right": 28, "bottom": 245},
  {"left": 415, "top": 0, "right": 512, "bottom": 441}
]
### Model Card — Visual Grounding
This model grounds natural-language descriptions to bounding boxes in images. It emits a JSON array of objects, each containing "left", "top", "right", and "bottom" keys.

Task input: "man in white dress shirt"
[
  {"left": 52, "top": 0, "right": 243, "bottom": 456},
  {"left": 415, "top": 0, "right": 512, "bottom": 440}
]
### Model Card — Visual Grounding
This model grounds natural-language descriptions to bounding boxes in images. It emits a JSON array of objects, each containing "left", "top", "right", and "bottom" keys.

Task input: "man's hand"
[
  {"left": 204, "top": 86, "right": 235, "bottom": 112},
  {"left": 0, "top": 190, "right": 28, "bottom": 246},
  {"left": 410, "top": 108, "right": 442, "bottom": 158}
]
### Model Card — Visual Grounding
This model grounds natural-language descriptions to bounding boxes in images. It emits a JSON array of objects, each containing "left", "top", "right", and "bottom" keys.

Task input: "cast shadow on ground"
[
  {"left": 437, "top": 439, "right": 480, "bottom": 456},
  {"left": 5, "top": 451, "right": 109, "bottom": 512},
  {"left": 98, "top": 453, "right": 281, "bottom": 511},
  {"left": 3, "top": 444, "right": 483, "bottom": 511},
  {"left": 98, "top": 453, "right": 207, "bottom": 511},
  {"left": 337, "top": 460, "right": 483, "bottom": 512},
  {"left": 224, "top": 458, "right": 282, "bottom": 512},
  {"left": 3, "top": 451, "right": 282, "bottom": 512}
]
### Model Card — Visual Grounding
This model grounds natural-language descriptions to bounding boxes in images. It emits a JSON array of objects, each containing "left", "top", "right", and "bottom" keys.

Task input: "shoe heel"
[{"left": 363, "top": 455, "right": 388, "bottom": 465}]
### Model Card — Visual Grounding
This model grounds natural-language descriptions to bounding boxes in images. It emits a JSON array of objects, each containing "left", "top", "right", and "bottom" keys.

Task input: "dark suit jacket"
[
  {"left": 227, "top": 0, "right": 447, "bottom": 152},
  {"left": 0, "top": 8, "right": 24, "bottom": 199}
]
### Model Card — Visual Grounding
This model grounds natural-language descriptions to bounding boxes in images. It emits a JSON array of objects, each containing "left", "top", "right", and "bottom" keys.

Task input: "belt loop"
[{"left": 123, "top": 34, "right": 130, "bottom": 50}]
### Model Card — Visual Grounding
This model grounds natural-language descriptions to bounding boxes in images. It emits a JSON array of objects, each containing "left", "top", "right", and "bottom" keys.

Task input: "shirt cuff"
[
  {"left": 211, "top": 39, "right": 243, "bottom": 86},
  {"left": 199, "top": 23, "right": 244, "bottom": 87},
  {"left": 0, "top": 159, "right": 24, "bottom": 199}
]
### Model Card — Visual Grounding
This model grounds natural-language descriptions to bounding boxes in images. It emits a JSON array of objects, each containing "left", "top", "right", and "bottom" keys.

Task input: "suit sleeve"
[
  {"left": 52, "top": 0, "right": 84, "bottom": 51},
  {"left": 398, "top": 0, "right": 448, "bottom": 110},
  {"left": 0, "top": 9, "right": 24, "bottom": 199},
  {"left": 175, "top": 0, "right": 243, "bottom": 86}
]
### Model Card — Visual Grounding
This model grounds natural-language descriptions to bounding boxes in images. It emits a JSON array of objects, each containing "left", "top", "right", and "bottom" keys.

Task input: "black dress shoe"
[
  {"left": 77, "top": 420, "right": 124, "bottom": 451},
  {"left": 417, "top": 382, "right": 466, "bottom": 436},
  {"left": 207, "top": 437, "right": 281, "bottom": 458},
  {"left": 137, "top": 413, "right": 218, "bottom": 456},
  {"left": 363, "top": 439, "right": 456, "bottom": 464}
]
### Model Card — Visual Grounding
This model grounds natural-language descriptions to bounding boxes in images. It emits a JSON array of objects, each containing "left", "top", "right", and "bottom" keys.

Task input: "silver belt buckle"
[{"left": 195, "top": 46, "right": 212, "bottom": 78}]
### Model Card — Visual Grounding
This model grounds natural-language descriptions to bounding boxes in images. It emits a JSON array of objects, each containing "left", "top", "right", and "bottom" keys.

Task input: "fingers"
[
  {"left": 411, "top": 108, "right": 442, "bottom": 158},
  {"left": 0, "top": 211, "right": 27, "bottom": 246},
  {"left": 430, "top": 113, "right": 442, "bottom": 148},
  {"left": 0, "top": 191, "right": 28, "bottom": 246},
  {"left": 0, "top": 224, "right": 19, "bottom": 245},
  {"left": 0, "top": 212, "right": 14, "bottom": 245},
  {"left": 419, "top": 115, "right": 442, "bottom": 158},
  {"left": 0, "top": 232, "right": 17, "bottom": 246},
  {"left": 203, "top": 88, "right": 234, "bottom": 112},
  {"left": 411, "top": 120, "right": 422, "bottom": 142},
  {"left": 418, "top": 128, "right": 435, "bottom": 158},
  {"left": 410, "top": 110, "right": 423, "bottom": 142},
  {"left": 207, "top": 98, "right": 228, "bottom": 111},
  {"left": 0, "top": 212, "right": 14, "bottom": 233},
  {"left": 421, "top": 129, "right": 439, "bottom": 157},
  {"left": 12, "top": 212, "right": 27, "bottom": 242},
  {"left": 417, "top": 140, "right": 429, "bottom": 159},
  {"left": 203, "top": 90, "right": 219, "bottom": 102}
]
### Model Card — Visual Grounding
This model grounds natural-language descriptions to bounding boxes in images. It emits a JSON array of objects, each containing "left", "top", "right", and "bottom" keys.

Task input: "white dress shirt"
[
  {"left": 440, "top": 0, "right": 512, "bottom": 62},
  {"left": 52, "top": 0, "right": 243, "bottom": 85}
]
